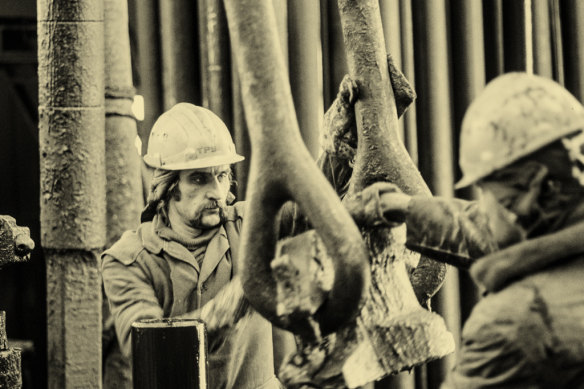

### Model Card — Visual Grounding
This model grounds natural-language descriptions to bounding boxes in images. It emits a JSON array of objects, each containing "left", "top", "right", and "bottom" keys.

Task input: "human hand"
[
  {"left": 343, "top": 182, "right": 411, "bottom": 227},
  {"left": 321, "top": 54, "right": 416, "bottom": 165}
]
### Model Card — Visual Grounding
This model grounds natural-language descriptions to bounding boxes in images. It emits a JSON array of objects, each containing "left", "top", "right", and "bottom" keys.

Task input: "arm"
[
  {"left": 101, "top": 255, "right": 164, "bottom": 357},
  {"left": 379, "top": 193, "right": 500, "bottom": 268}
]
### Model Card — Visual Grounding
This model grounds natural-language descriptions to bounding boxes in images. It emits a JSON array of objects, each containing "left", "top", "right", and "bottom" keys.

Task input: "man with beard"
[
  {"left": 369, "top": 73, "right": 584, "bottom": 387},
  {"left": 101, "top": 103, "right": 287, "bottom": 389}
]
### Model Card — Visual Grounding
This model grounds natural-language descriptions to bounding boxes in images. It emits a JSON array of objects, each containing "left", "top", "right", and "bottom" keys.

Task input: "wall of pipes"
[{"left": 124, "top": 0, "right": 582, "bottom": 388}]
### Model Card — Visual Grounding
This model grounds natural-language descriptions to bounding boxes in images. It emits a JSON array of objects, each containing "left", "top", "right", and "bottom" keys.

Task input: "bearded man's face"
[{"left": 169, "top": 165, "right": 231, "bottom": 230}]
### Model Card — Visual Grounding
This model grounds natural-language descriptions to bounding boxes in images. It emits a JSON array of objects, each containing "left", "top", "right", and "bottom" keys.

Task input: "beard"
[{"left": 188, "top": 200, "right": 228, "bottom": 229}]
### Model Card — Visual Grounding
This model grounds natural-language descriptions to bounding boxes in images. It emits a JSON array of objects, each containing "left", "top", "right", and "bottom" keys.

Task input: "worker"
[{"left": 368, "top": 73, "right": 584, "bottom": 387}]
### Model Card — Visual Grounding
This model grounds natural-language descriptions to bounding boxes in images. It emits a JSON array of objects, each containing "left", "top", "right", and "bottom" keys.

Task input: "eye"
[
  {"left": 190, "top": 174, "right": 207, "bottom": 185},
  {"left": 217, "top": 172, "right": 229, "bottom": 182}
]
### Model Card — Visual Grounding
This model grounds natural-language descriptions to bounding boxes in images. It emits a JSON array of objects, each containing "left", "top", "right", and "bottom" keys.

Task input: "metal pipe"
[
  {"left": 562, "top": 0, "right": 584, "bottom": 101},
  {"left": 104, "top": 0, "right": 143, "bottom": 247},
  {"left": 502, "top": 0, "right": 528, "bottom": 72},
  {"left": 200, "top": 0, "right": 233, "bottom": 128},
  {"left": 379, "top": 0, "right": 405, "bottom": 143},
  {"left": 159, "top": 0, "right": 200, "bottom": 109},
  {"left": 532, "top": 0, "right": 553, "bottom": 78},
  {"left": 450, "top": 0, "right": 486, "bottom": 344},
  {"left": 412, "top": 1, "right": 460, "bottom": 387},
  {"left": 133, "top": 0, "right": 162, "bottom": 154},
  {"left": 400, "top": 0, "right": 419, "bottom": 165},
  {"left": 288, "top": 0, "right": 323, "bottom": 158},
  {"left": 37, "top": 0, "right": 105, "bottom": 386},
  {"left": 483, "top": 0, "right": 504, "bottom": 81}
]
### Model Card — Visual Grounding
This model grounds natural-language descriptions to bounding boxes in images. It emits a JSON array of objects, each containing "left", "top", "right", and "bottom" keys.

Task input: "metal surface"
[
  {"left": 224, "top": 0, "right": 370, "bottom": 337},
  {"left": 132, "top": 319, "right": 208, "bottom": 389}
]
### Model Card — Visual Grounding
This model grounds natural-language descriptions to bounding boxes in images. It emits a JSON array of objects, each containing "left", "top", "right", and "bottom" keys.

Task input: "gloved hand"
[
  {"left": 321, "top": 53, "right": 416, "bottom": 165},
  {"left": 343, "top": 181, "right": 411, "bottom": 228}
]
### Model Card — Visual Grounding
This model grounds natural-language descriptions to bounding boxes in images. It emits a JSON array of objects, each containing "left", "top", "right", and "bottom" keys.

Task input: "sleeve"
[
  {"left": 101, "top": 254, "right": 164, "bottom": 357},
  {"left": 441, "top": 287, "right": 546, "bottom": 389},
  {"left": 405, "top": 196, "right": 500, "bottom": 268}
]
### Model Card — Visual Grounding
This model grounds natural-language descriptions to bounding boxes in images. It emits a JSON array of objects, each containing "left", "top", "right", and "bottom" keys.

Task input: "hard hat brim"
[
  {"left": 455, "top": 126, "right": 584, "bottom": 190},
  {"left": 144, "top": 154, "right": 245, "bottom": 170}
]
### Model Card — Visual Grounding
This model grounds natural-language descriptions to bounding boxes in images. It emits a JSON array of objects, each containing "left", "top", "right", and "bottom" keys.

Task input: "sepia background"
[{"left": 0, "top": 0, "right": 582, "bottom": 387}]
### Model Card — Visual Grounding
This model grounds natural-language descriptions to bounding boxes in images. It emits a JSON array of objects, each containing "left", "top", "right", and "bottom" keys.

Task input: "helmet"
[
  {"left": 143, "top": 103, "right": 244, "bottom": 170},
  {"left": 456, "top": 72, "right": 584, "bottom": 189}
]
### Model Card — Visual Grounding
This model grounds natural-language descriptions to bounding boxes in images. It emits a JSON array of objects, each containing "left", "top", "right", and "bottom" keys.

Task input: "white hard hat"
[{"left": 143, "top": 103, "right": 244, "bottom": 170}]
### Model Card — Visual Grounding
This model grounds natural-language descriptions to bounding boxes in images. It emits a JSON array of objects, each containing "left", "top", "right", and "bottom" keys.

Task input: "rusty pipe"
[{"left": 223, "top": 0, "right": 370, "bottom": 337}]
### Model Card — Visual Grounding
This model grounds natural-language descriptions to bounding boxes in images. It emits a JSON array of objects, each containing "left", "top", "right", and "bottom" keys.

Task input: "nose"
[{"left": 206, "top": 176, "right": 222, "bottom": 200}]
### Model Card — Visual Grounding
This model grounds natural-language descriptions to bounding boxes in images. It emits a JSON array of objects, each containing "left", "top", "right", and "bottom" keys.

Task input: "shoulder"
[
  {"left": 225, "top": 201, "right": 246, "bottom": 222},
  {"left": 463, "top": 281, "right": 553, "bottom": 359},
  {"left": 101, "top": 225, "right": 150, "bottom": 266}
]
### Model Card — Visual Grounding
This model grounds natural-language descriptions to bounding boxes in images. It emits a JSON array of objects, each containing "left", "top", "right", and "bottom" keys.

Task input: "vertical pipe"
[
  {"left": 532, "top": 0, "right": 553, "bottom": 78},
  {"left": 377, "top": 3, "right": 415, "bottom": 389},
  {"left": 550, "top": 0, "right": 565, "bottom": 85},
  {"left": 379, "top": 0, "right": 405, "bottom": 143},
  {"left": 525, "top": 0, "right": 534, "bottom": 74},
  {"left": 37, "top": 0, "right": 105, "bottom": 387},
  {"left": 502, "top": 0, "right": 528, "bottom": 72},
  {"left": 562, "top": 0, "right": 584, "bottom": 101},
  {"left": 159, "top": 0, "right": 200, "bottom": 109},
  {"left": 198, "top": 0, "right": 209, "bottom": 110},
  {"left": 450, "top": 0, "right": 485, "bottom": 327},
  {"left": 103, "top": 2, "right": 144, "bottom": 385},
  {"left": 413, "top": 2, "right": 460, "bottom": 387},
  {"left": 483, "top": 0, "right": 504, "bottom": 81},
  {"left": 327, "top": 0, "right": 348, "bottom": 107},
  {"left": 400, "top": 0, "right": 419, "bottom": 165},
  {"left": 288, "top": 0, "right": 323, "bottom": 157},
  {"left": 321, "top": 0, "right": 332, "bottom": 110},
  {"left": 231, "top": 55, "right": 250, "bottom": 201},
  {"left": 104, "top": 0, "right": 143, "bottom": 247},
  {"left": 201, "top": 0, "right": 233, "bottom": 128},
  {"left": 133, "top": 0, "right": 162, "bottom": 154}
]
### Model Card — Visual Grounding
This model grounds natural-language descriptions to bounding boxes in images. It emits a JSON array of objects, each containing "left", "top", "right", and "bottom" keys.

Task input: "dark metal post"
[{"left": 132, "top": 319, "right": 208, "bottom": 389}]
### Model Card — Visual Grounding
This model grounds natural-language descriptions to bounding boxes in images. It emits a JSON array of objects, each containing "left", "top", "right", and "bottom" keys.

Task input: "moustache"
[{"left": 200, "top": 200, "right": 226, "bottom": 210}]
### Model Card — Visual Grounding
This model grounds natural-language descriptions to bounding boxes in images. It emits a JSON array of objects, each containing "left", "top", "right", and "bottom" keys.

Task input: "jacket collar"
[{"left": 139, "top": 218, "right": 230, "bottom": 282}]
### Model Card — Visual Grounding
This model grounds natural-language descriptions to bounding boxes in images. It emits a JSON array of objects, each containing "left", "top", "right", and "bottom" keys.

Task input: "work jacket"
[
  {"left": 405, "top": 197, "right": 584, "bottom": 388},
  {"left": 101, "top": 203, "right": 282, "bottom": 389}
]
